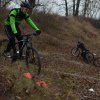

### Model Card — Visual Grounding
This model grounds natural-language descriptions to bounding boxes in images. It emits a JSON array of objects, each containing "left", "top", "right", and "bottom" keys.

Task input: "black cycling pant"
[
  {"left": 5, "top": 25, "right": 23, "bottom": 55},
  {"left": 81, "top": 51, "right": 88, "bottom": 63}
]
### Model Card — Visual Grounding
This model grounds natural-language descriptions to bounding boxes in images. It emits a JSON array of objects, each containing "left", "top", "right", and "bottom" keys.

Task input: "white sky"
[
  {"left": 7, "top": 0, "right": 66, "bottom": 15},
  {"left": 38, "top": 0, "right": 66, "bottom": 15},
  {"left": 7, "top": 1, "right": 20, "bottom": 9},
  {"left": 7, "top": 0, "right": 100, "bottom": 18}
]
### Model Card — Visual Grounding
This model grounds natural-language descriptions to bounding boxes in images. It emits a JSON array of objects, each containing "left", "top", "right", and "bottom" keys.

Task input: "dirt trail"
[
  {"left": 40, "top": 52, "right": 100, "bottom": 99},
  {"left": 40, "top": 51, "right": 100, "bottom": 79}
]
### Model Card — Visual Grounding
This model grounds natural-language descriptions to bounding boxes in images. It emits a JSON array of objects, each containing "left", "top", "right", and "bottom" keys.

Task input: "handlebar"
[
  {"left": 21, "top": 32, "right": 38, "bottom": 37},
  {"left": 15, "top": 33, "right": 38, "bottom": 44}
]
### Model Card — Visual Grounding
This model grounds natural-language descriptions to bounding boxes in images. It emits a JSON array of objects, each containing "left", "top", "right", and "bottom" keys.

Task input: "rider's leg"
[
  {"left": 15, "top": 25, "right": 23, "bottom": 58},
  {"left": 5, "top": 37, "right": 16, "bottom": 53},
  {"left": 5, "top": 25, "right": 17, "bottom": 62},
  {"left": 81, "top": 51, "right": 88, "bottom": 63},
  {"left": 4, "top": 26, "right": 16, "bottom": 54},
  {"left": 15, "top": 34, "right": 23, "bottom": 50}
]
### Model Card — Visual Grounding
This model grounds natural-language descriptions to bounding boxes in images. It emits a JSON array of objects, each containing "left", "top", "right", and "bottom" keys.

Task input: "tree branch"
[{"left": 0, "top": 0, "right": 12, "bottom": 9}]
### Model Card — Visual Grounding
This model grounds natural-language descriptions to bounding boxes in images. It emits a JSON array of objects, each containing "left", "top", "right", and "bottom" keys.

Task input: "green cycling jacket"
[{"left": 5, "top": 8, "right": 40, "bottom": 34}]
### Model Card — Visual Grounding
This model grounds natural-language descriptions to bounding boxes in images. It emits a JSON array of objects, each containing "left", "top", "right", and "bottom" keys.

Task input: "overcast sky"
[
  {"left": 7, "top": 0, "right": 65, "bottom": 15},
  {"left": 7, "top": 0, "right": 100, "bottom": 18},
  {"left": 38, "top": 0, "right": 66, "bottom": 15}
]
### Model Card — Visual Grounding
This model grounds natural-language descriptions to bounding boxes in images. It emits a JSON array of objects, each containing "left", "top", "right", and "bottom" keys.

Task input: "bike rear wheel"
[
  {"left": 93, "top": 57, "right": 100, "bottom": 67},
  {"left": 26, "top": 47, "right": 41, "bottom": 75},
  {"left": 0, "top": 39, "right": 14, "bottom": 57},
  {"left": 85, "top": 52, "right": 94, "bottom": 63},
  {"left": 0, "top": 39, "right": 8, "bottom": 56},
  {"left": 0, "top": 39, "right": 12, "bottom": 64},
  {"left": 71, "top": 47, "right": 80, "bottom": 57}
]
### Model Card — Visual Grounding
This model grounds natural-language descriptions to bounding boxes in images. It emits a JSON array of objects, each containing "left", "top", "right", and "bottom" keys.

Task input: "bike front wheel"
[
  {"left": 93, "top": 57, "right": 100, "bottom": 67},
  {"left": 26, "top": 47, "right": 41, "bottom": 75},
  {"left": 71, "top": 47, "right": 80, "bottom": 57}
]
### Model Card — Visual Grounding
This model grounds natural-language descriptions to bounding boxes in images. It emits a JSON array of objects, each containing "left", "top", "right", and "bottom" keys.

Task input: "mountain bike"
[
  {"left": 71, "top": 47, "right": 100, "bottom": 67},
  {"left": 0, "top": 33, "right": 41, "bottom": 75},
  {"left": 71, "top": 42, "right": 94, "bottom": 63}
]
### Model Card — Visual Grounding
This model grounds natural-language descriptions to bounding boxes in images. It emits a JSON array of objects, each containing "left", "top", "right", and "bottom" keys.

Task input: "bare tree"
[
  {"left": 64, "top": 0, "right": 68, "bottom": 16},
  {"left": 28, "top": 0, "right": 44, "bottom": 14},
  {"left": 83, "top": 0, "right": 88, "bottom": 17},
  {"left": 73, "top": 0, "right": 76, "bottom": 16},
  {"left": 84, "top": 0, "right": 100, "bottom": 18},
  {"left": 75, "top": 0, "right": 81, "bottom": 16},
  {"left": 0, "top": 0, "right": 11, "bottom": 9},
  {"left": 28, "top": 0, "right": 36, "bottom": 14}
]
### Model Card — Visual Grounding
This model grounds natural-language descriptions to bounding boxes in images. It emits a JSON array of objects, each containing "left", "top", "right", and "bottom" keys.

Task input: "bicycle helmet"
[
  {"left": 78, "top": 41, "right": 81, "bottom": 44},
  {"left": 20, "top": 1, "right": 30, "bottom": 9}
]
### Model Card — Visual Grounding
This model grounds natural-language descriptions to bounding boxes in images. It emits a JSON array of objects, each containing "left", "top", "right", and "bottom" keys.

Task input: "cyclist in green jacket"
[{"left": 4, "top": 1, "right": 41, "bottom": 62}]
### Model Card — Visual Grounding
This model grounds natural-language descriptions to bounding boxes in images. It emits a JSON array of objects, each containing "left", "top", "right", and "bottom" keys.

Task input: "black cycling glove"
[{"left": 36, "top": 30, "right": 41, "bottom": 35}]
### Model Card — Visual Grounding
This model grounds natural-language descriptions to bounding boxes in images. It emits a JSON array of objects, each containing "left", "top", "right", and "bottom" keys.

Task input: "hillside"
[{"left": 0, "top": 11, "right": 100, "bottom": 100}]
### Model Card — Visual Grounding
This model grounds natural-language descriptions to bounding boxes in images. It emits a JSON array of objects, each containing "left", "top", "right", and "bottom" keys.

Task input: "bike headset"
[{"left": 20, "top": 1, "right": 31, "bottom": 9}]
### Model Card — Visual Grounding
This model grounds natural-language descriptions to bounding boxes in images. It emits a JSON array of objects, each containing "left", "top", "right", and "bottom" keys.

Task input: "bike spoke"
[{"left": 26, "top": 48, "right": 41, "bottom": 75}]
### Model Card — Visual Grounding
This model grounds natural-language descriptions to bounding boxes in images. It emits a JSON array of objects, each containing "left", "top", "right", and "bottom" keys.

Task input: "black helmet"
[
  {"left": 78, "top": 41, "right": 81, "bottom": 44},
  {"left": 20, "top": 1, "right": 30, "bottom": 9}
]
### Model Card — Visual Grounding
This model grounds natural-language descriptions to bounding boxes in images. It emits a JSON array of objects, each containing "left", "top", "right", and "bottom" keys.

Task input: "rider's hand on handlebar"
[
  {"left": 14, "top": 33, "right": 19, "bottom": 36},
  {"left": 35, "top": 30, "right": 41, "bottom": 35}
]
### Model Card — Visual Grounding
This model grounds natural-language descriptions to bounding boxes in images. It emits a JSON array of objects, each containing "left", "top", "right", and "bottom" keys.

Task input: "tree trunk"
[
  {"left": 64, "top": 0, "right": 68, "bottom": 16},
  {"left": 83, "top": 0, "right": 90, "bottom": 17},
  {"left": 28, "top": 0, "right": 36, "bottom": 14},
  {"left": 0, "top": 0, "right": 11, "bottom": 9},
  {"left": 75, "top": 0, "right": 81, "bottom": 16},
  {"left": 73, "top": 0, "right": 76, "bottom": 16}
]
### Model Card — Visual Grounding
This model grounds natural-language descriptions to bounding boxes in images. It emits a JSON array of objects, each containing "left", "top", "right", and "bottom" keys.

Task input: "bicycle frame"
[{"left": 15, "top": 34, "right": 33, "bottom": 56}]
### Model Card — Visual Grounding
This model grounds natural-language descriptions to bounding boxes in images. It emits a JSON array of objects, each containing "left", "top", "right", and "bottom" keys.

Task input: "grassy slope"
[{"left": 0, "top": 11, "right": 100, "bottom": 100}]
